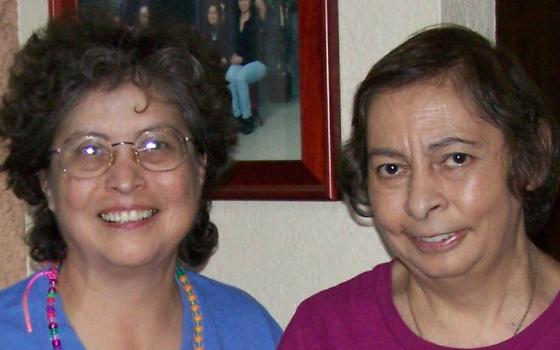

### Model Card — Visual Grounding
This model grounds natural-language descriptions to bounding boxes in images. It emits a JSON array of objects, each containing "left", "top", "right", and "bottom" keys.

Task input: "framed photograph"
[{"left": 49, "top": 0, "right": 340, "bottom": 200}]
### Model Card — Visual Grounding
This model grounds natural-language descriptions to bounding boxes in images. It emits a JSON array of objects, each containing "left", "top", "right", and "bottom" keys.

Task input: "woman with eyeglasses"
[{"left": 0, "top": 14, "right": 281, "bottom": 350}]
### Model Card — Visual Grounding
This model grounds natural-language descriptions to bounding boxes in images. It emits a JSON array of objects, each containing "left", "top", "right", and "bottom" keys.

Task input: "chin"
[
  {"left": 101, "top": 245, "right": 169, "bottom": 269},
  {"left": 402, "top": 252, "right": 478, "bottom": 280}
]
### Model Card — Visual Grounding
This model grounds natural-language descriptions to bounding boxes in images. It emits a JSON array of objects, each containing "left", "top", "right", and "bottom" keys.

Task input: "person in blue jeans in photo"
[{"left": 226, "top": 0, "right": 267, "bottom": 135}]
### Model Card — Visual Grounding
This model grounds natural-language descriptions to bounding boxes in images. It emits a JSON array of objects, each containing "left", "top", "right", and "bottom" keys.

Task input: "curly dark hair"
[
  {"left": 338, "top": 25, "right": 560, "bottom": 236},
  {"left": 0, "top": 13, "right": 237, "bottom": 268}
]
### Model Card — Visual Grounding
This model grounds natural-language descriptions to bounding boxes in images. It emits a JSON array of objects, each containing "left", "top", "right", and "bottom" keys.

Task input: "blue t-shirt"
[{"left": 0, "top": 269, "right": 282, "bottom": 349}]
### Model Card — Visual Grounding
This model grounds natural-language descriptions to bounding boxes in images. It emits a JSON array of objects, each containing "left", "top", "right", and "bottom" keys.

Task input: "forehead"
[
  {"left": 55, "top": 83, "right": 187, "bottom": 141},
  {"left": 366, "top": 81, "right": 504, "bottom": 150}
]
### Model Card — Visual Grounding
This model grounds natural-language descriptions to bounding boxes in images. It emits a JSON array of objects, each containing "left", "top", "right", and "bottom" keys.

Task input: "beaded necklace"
[
  {"left": 22, "top": 264, "right": 204, "bottom": 350},
  {"left": 176, "top": 266, "right": 204, "bottom": 350}
]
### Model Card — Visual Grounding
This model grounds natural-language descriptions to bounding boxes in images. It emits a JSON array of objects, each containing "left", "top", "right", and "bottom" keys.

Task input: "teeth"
[
  {"left": 101, "top": 209, "right": 156, "bottom": 224},
  {"left": 417, "top": 232, "right": 454, "bottom": 243}
]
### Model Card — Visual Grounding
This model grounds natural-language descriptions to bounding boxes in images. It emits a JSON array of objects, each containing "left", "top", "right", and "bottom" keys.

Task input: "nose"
[
  {"left": 404, "top": 169, "right": 447, "bottom": 220},
  {"left": 104, "top": 144, "right": 146, "bottom": 193}
]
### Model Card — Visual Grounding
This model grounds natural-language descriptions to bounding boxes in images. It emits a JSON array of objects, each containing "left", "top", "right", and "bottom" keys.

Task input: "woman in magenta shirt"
[{"left": 279, "top": 25, "right": 560, "bottom": 349}]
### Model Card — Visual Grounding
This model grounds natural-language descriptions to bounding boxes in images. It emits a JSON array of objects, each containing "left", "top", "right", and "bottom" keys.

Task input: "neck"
[
  {"left": 59, "top": 257, "right": 181, "bottom": 310},
  {"left": 240, "top": 12, "right": 250, "bottom": 22},
  {"left": 397, "top": 238, "right": 537, "bottom": 346},
  {"left": 59, "top": 255, "right": 179, "bottom": 301},
  {"left": 57, "top": 257, "right": 183, "bottom": 349}
]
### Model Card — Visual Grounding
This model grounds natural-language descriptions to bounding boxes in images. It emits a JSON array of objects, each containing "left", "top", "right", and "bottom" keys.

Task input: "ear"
[
  {"left": 526, "top": 120, "right": 553, "bottom": 191},
  {"left": 39, "top": 170, "right": 56, "bottom": 213},
  {"left": 197, "top": 154, "right": 207, "bottom": 189}
]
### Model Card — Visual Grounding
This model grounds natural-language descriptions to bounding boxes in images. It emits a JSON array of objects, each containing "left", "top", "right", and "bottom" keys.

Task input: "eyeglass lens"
[{"left": 58, "top": 129, "right": 189, "bottom": 178}]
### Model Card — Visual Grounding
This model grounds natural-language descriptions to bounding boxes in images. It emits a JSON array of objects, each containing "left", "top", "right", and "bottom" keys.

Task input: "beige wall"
[
  {"left": 0, "top": 0, "right": 27, "bottom": 288},
  {"left": 12, "top": 0, "right": 495, "bottom": 327}
]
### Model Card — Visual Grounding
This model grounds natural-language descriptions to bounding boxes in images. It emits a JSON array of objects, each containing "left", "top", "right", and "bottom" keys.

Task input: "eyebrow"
[
  {"left": 367, "top": 148, "right": 406, "bottom": 161},
  {"left": 62, "top": 123, "right": 185, "bottom": 140},
  {"left": 427, "top": 137, "right": 478, "bottom": 151},
  {"left": 367, "top": 137, "right": 479, "bottom": 160}
]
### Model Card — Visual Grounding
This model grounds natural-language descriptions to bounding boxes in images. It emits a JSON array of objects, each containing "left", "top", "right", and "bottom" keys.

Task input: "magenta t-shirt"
[{"left": 278, "top": 261, "right": 560, "bottom": 349}]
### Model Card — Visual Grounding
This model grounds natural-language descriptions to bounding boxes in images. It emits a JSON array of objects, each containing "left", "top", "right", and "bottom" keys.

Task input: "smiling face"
[
  {"left": 238, "top": 0, "right": 251, "bottom": 14},
  {"left": 207, "top": 5, "right": 220, "bottom": 26},
  {"left": 43, "top": 83, "right": 205, "bottom": 270},
  {"left": 366, "top": 80, "right": 526, "bottom": 279}
]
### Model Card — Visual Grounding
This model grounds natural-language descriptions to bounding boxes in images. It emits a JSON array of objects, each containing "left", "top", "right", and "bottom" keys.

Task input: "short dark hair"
[
  {"left": 0, "top": 14, "right": 237, "bottom": 267},
  {"left": 338, "top": 24, "right": 560, "bottom": 236}
]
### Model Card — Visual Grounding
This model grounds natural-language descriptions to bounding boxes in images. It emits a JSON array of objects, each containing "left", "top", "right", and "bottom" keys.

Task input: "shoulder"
[
  {"left": 296, "top": 262, "right": 390, "bottom": 314},
  {"left": 0, "top": 277, "right": 29, "bottom": 322},
  {"left": 278, "top": 262, "right": 392, "bottom": 349},
  {"left": 188, "top": 271, "right": 267, "bottom": 313},
  {"left": 187, "top": 271, "right": 282, "bottom": 348},
  {"left": 0, "top": 277, "right": 47, "bottom": 348}
]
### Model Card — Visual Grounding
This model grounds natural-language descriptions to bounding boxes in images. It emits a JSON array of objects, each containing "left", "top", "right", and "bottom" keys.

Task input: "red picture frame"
[{"left": 48, "top": 0, "right": 340, "bottom": 200}]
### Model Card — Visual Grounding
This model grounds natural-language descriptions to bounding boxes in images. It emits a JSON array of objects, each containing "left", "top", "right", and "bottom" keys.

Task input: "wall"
[
  {"left": 0, "top": 0, "right": 27, "bottom": 288},
  {"left": 10, "top": 0, "right": 494, "bottom": 328},
  {"left": 442, "top": 0, "right": 495, "bottom": 41},
  {"left": 18, "top": 0, "right": 49, "bottom": 44}
]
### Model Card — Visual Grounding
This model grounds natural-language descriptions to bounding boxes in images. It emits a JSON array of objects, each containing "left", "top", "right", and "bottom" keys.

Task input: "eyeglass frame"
[{"left": 48, "top": 127, "right": 193, "bottom": 179}]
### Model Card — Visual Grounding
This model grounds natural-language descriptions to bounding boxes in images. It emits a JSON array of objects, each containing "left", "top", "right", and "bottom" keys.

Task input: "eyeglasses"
[{"left": 50, "top": 128, "right": 193, "bottom": 179}]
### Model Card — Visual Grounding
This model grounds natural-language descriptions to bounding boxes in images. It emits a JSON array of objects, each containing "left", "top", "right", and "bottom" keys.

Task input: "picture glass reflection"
[{"left": 78, "top": 0, "right": 301, "bottom": 161}]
